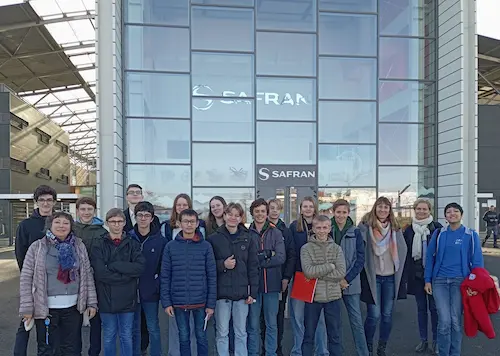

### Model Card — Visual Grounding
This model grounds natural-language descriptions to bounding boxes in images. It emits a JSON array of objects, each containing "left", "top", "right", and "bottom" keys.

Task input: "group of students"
[{"left": 12, "top": 183, "right": 484, "bottom": 356}]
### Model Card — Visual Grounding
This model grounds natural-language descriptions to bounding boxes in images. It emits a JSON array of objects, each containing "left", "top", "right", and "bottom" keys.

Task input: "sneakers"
[
  {"left": 415, "top": 341, "right": 428, "bottom": 353},
  {"left": 429, "top": 341, "right": 438, "bottom": 355}
]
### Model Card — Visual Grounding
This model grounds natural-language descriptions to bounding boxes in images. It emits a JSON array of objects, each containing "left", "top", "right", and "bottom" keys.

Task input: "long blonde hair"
[
  {"left": 362, "top": 196, "right": 400, "bottom": 231},
  {"left": 297, "top": 196, "right": 318, "bottom": 233}
]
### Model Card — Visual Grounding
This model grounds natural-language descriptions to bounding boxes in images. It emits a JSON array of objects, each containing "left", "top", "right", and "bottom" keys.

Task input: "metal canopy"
[
  {"left": 0, "top": 0, "right": 96, "bottom": 167},
  {"left": 478, "top": 35, "right": 500, "bottom": 105}
]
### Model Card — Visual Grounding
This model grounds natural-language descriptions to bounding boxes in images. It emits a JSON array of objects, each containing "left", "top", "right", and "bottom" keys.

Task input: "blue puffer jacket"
[
  {"left": 160, "top": 231, "right": 217, "bottom": 309},
  {"left": 290, "top": 219, "right": 311, "bottom": 272},
  {"left": 129, "top": 225, "right": 167, "bottom": 302}
]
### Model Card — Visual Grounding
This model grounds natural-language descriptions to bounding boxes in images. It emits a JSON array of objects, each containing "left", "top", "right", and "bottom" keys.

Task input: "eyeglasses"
[
  {"left": 136, "top": 213, "right": 152, "bottom": 220},
  {"left": 38, "top": 198, "right": 54, "bottom": 204},
  {"left": 181, "top": 220, "right": 197, "bottom": 225},
  {"left": 107, "top": 220, "right": 125, "bottom": 225},
  {"left": 127, "top": 190, "right": 142, "bottom": 196}
]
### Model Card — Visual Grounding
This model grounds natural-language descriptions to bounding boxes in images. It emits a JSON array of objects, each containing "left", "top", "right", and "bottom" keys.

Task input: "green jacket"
[{"left": 73, "top": 217, "right": 108, "bottom": 255}]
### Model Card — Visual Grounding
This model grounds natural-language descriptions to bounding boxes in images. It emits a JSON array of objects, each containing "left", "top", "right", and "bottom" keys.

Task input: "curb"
[{"left": 0, "top": 246, "right": 14, "bottom": 254}]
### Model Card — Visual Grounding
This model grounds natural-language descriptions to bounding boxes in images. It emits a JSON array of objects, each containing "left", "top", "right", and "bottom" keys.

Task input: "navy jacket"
[
  {"left": 160, "top": 232, "right": 217, "bottom": 309},
  {"left": 274, "top": 219, "right": 297, "bottom": 281},
  {"left": 123, "top": 208, "right": 160, "bottom": 234},
  {"left": 129, "top": 225, "right": 167, "bottom": 302},
  {"left": 160, "top": 219, "right": 206, "bottom": 241},
  {"left": 289, "top": 219, "right": 311, "bottom": 272}
]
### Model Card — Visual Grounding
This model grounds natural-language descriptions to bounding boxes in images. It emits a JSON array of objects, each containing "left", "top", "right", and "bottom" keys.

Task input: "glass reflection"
[
  {"left": 257, "top": 32, "right": 316, "bottom": 76},
  {"left": 191, "top": 7, "right": 254, "bottom": 51},
  {"left": 193, "top": 143, "right": 254, "bottom": 186},
  {"left": 192, "top": 187, "right": 254, "bottom": 223},
  {"left": 125, "top": 26, "right": 189, "bottom": 72},
  {"left": 319, "top": 0, "right": 376, "bottom": 12},
  {"left": 319, "top": 145, "right": 376, "bottom": 187},
  {"left": 318, "top": 188, "right": 376, "bottom": 224},
  {"left": 256, "top": 78, "right": 315, "bottom": 121},
  {"left": 257, "top": 122, "right": 316, "bottom": 165},
  {"left": 126, "top": 72, "right": 190, "bottom": 118},
  {"left": 127, "top": 119, "right": 190, "bottom": 163},
  {"left": 319, "top": 101, "right": 376, "bottom": 143},
  {"left": 125, "top": 0, "right": 188, "bottom": 26},
  {"left": 319, "top": 57, "right": 376, "bottom": 100},
  {"left": 193, "top": 0, "right": 253, "bottom": 5},
  {"left": 319, "top": 13, "right": 376, "bottom": 56},
  {"left": 379, "top": 124, "right": 435, "bottom": 165},
  {"left": 256, "top": 0, "right": 316, "bottom": 31},
  {"left": 380, "top": 0, "right": 436, "bottom": 37}
]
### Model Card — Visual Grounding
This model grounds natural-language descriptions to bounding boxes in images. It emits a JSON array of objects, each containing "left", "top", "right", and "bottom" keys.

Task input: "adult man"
[
  {"left": 73, "top": 197, "right": 108, "bottom": 356},
  {"left": 482, "top": 205, "right": 499, "bottom": 248},
  {"left": 13, "top": 185, "right": 57, "bottom": 356}
]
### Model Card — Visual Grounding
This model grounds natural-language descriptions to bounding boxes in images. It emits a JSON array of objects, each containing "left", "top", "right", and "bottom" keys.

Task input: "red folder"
[{"left": 290, "top": 271, "right": 317, "bottom": 303}]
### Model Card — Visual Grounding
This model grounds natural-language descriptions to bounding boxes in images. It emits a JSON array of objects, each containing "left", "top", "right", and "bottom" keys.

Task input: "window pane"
[
  {"left": 257, "top": 32, "right": 315, "bottom": 76},
  {"left": 319, "top": 102, "right": 376, "bottom": 143},
  {"left": 192, "top": 187, "right": 254, "bottom": 223},
  {"left": 192, "top": 53, "right": 253, "bottom": 97},
  {"left": 193, "top": 99, "right": 254, "bottom": 142},
  {"left": 125, "top": 0, "right": 188, "bottom": 26},
  {"left": 379, "top": 124, "right": 435, "bottom": 165},
  {"left": 318, "top": 187, "right": 376, "bottom": 224},
  {"left": 319, "top": 13, "right": 376, "bottom": 56},
  {"left": 192, "top": 0, "right": 253, "bottom": 5},
  {"left": 127, "top": 165, "right": 191, "bottom": 221},
  {"left": 319, "top": 0, "right": 376, "bottom": 12},
  {"left": 125, "top": 26, "right": 189, "bottom": 72},
  {"left": 256, "top": 0, "right": 316, "bottom": 31},
  {"left": 192, "top": 7, "right": 254, "bottom": 51},
  {"left": 257, "top": 122, "right": 316, "bottom": 165},
  {"left": 256, "top": 78, "right": 315, "bottom": 121},
  {"left": 126, "top": 73, "right": 190, "bottom": 118},
  {"left": 379, "top": 81, "right": 436, "bottom": 123},
  {"left": 319, "top": 58, "right": 376, "bottom": 100},
  {"left": 380, "top": 38, "right": 436, "bottom": 80},
  {"left": 193, "top": 143, "right": 254, "bottom": 186},
  {"left": 127, "top": 119, "right": 190, "bottom": 163},
  {"left": 380, "top": 0, "right": 436, "bottom": 37},
  {"left": 319, "top": 145, "right": 376, "bottom": 186}
]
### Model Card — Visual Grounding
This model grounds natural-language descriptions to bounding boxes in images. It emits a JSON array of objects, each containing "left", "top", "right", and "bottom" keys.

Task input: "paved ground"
[{"left": 1, "top": 245, "right": 500, "bottom": 356}]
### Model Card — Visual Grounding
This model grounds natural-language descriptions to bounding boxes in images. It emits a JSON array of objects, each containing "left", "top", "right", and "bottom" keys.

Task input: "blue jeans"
[
  {"left": 133, "top": 304, "right": 142, "bottom": 356},
  {"left": 303, "top": 299, "right": 342, "bottom": 356},
  {"left": 364, "top": 275, "right": 395, "bottom": 345},
  {"left": 216, "top": 299, "right": 249, "bottom": 356},
  {"left": 248, "top": 292, "right": 279, "bottom": 356},
  {"left": 133, "top": 302, "right": 162, "bottom": 356},
  {"left": 414, "top": 281, "right": 438, "bottom": 342},
  {"left": 433, "top": 277, "right": 463, "bottom": 356},
  {"left": 290, "top": 294, "right": 328, "bottom": 356},
  {"left": 101, "top": 312, "right": 135, "bottom": 356},
  {"left": 168, "top": 310, "right": 197, "bottom": 356},
  {"left": 343, "top": 294, "right": 369, "bottom": 356},
  {"left": 174, "top": 307, "right": 208, "bottom": 356}
]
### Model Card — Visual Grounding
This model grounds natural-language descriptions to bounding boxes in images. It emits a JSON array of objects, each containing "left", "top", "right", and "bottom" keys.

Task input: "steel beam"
[
  {"left": 59, "top": 119, "right": 96, "bottom": 127},
  {"left": 0, "top": 13, "right": 95, "bottom": 33},
  {"left": 36, "top": 98, "right": 94, "bottom": 109},
  {"left": 49, "top": 109, "right": 96, "bottom": 120},
  {"left": 4, "top": 65, "right": 95, "bottom": 82},
  {"left": 18, "top": 83, "right": 96, "bottom": 97},
  {"left": 10, "top": 43, "right": 95, "bottom": 61},
  {"left": 478, "top": 53, "right": 500, "bottom": 64}
]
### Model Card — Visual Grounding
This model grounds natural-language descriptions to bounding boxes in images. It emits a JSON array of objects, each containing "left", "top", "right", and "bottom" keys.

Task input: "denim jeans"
[
  {"left": 248, "top": 292, "right": 279, "bottom": 356},
  {"left": 133, "top": 304, "right": 142, "bottom": 356},
  {"left": 289, "top": 295, "right": 328, "bottom": 356},
  {"left": 364, "top": 275, "right": 395, "bottom": 345},
  {"left": 343, "top": 294, "right": 370, "bottom": 356},
  {"left": 13, "top": 320, "right": 29, "bottom": 356},
  {"left": 101, "top": 312, "right": 135, "bottom": 356},
  {"left": 142, "top": 302, "right": 162, "bottom": 356},
  {"left": 174, "top": 307, "right": 208, "bottom": 356},
  {"left": 433, "top": 277, "right": 463, "bottom": 356},
  {"left": 414, "top": 281, "right": 438, "bottom": 342},
  {"left": 168, "top": 310, "right": 197, "bottom": 356},
  {"left": 216, "top": 299, "right": 249, "bottom": 356},
  {"left": 88, "top": 311, "right": 102, "bottom": 356},
  {"left": 302, "top": 299, "right": 342, "bottom": 356},
  {"left": 260, "top": 289, "right": 288, "bottom": 356}
]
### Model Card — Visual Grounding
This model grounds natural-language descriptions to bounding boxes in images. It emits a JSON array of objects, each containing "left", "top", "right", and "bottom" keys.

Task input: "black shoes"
[
  {"left": 429, "top": 341, "right": 438, "bottom": 355},
  {"left": 415, "top": 341, "right": 428, "bottom": 353},
  {"left": 377, "top": 341, "right": 387, "bottom": 356},
  {"left": 367, "top": 343, "right": 373, "bottom": 356}
]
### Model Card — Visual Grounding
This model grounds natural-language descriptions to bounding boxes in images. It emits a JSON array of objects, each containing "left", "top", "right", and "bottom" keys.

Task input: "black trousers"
[
  {"left": 34, "top": 306, "right": 83, "bottom": 356},
  {"left": 141, "top": 308, "right": 149, "bottom": 351},
  {"left": 260, "top": 288, "right": 288, "bottom": 355}
]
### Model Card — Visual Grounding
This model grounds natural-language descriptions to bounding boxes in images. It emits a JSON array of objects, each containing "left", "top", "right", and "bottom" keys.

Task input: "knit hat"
[{"left": 444, "top": 202, "right": 463, "bottom": 216}]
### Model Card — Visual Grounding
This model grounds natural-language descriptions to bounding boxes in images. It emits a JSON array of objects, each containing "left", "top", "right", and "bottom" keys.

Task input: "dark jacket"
[
  {"left": 250, "top": 222, "right": 286, "bottom": 294},
  {"left": 289, "top": 219, "right": 311, "bottom": 272},
  {"left": 482, "top": 211, "right": 499, "bottom": 227},
  {"left": 73, "top": 217, "right": 108, "bottom": 256},
  {"left": 123, "top": 208, "right": 161, "bottom": 233},
  {"left": 15, "top": 209, "right": 48, "bottom": 270},
  {"left": 160, "top": 219, "right": 206, "bottom": 241},
  {"left": 274, "top": 219, "right": 296, "bottom": 282},
  {"left": 206, "top": 220, "right": 223, "bottom": 237},
  {"left": 208, "top": 225, "right": 260, "bottom": 301},
  {"left": 129, "top": 225, "right": 167, "bottom": 302},
  {"left": 160, "top": 232, "right": 217, "bottom": 309},
  {"left": 403, "top": 221, "right": 442, "bottom": 295},
  {"left": 90, "top": 233, "right": 146, "bottom": 313}
]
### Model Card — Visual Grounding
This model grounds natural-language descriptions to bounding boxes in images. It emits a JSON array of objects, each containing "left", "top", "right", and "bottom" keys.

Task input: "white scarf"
[{"left": 412, "top": 215, "right": 433, "bottom": 261}]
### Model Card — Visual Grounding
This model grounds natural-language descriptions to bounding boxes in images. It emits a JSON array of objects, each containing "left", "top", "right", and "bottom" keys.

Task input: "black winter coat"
[
  {"left": 274, "top": 219, "right": 297, "bottom": 281},
  {"left": 15, "top": 209, "right": 48, "bottom": 270}
]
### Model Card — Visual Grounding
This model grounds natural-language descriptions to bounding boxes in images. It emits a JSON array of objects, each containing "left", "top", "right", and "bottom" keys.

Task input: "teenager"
[
  {"left": 359, "top": 197, "right": 407, "bottom": 356},
  {"left": 331, "top": 199, "right": 368, "bottom": 356},
  {"left": 289, "top": 197, "right": 328, "bottom": 356},
  {"left": 424, "top": 203, "right": 484, "bottom": 356},
  {"left": 206, "top": 196, "right": 227, "bottom": 236},
  {"left": 13, "top": 185, "right": 57, "bottom": 356},
  {"left": 91, "top": 208, "right": 145, "bottom": 356},
  {"left": 161, "top": 209, "right": 217, "bottom": 356},
  {"left": 482, "top": 205, "right": 499, "bottom": 248},
  {"left": 301, "top": 215, "right": 346, "bottom": 356},
  {"left": 403, "top": 198, "right": 442, "bottom": 354}
]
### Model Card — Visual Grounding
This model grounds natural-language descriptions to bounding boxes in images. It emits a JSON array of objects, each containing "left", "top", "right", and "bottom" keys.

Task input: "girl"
[{"left": 206, "top": 196, "right": 227, "bottom": 236}]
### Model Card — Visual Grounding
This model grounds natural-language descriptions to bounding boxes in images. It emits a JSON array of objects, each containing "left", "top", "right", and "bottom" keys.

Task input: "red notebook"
[{"left": 290, "top": 271, "right": 317, "bottom": 303}]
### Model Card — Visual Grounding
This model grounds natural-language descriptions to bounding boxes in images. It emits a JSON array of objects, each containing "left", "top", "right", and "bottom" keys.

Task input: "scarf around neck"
[
  {"left": 370, "top": 222, "right": 400, "bottom": 272},
  {"left": 411, "top": 215, "right": 433, "bottom": 264},
  {"left": 46, "top": 230, "right": 79, "bottom": 284}
]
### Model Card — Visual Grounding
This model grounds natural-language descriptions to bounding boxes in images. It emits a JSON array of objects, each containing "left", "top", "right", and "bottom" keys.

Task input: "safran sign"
[{"left": 257, "top": 165, "right": 317, "bottom": 186}]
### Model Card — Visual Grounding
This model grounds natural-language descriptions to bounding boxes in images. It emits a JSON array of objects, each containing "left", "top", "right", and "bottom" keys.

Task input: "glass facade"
[{"left": 123, "top": 0, "right": 437, "bottom": 220}]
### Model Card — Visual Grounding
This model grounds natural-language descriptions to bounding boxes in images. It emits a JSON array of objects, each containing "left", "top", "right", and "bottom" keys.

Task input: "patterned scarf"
[
  {"left": 46, "top": 230, "right": 79, "bottom": 284},
  {"left": 370, "top": 222, "right": 400, "bottom": 272}
]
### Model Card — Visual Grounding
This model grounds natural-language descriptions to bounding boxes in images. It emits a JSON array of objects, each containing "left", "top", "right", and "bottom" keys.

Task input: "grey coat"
[
  {"left": 339, "top": 225, "right": 364, "bottom": 295},
  {"left": 358, "top": 223, "right": 408, "bottom": 305}
]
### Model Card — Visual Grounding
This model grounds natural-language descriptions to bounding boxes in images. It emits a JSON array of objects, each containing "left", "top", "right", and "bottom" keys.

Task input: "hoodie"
[
  {"left": 15, "top": 209, "right": 49, "bottom": 270},
  {"left": 73, "top": 217, "right": 108, "bottom": 256}
]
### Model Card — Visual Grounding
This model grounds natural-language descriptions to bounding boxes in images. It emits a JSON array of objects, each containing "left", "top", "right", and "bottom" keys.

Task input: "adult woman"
[
  {"left": 359, "top": 197, "right": 407, "bottom": 356},
  {"left": 403, "top": 199, "right": 442, "bottom": 354},
  {"left": 289, "top": 197, "right": 328, "bottom": 356},
  {"left": 19, "top": 211, "right": 97, "bottom": 356},
  {"left": 206, "top": 196, "right": 227, "bottom": 236}
]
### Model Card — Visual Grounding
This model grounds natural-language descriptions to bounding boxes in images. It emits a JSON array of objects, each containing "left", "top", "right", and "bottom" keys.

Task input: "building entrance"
[{"left": 257, "top": 186, "right": 316, "bottom": 225}]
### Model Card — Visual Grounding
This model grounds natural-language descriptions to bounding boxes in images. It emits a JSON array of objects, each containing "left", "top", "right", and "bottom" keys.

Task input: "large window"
[
  {"left": 193, "top": 187, "right": 255, "bottom": 222},
  {"left": 256, "top": 0, "right": 316, "bottom": 31},
  {"left": 125, "top": 0, "right": 189, "bottom": 26}
]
